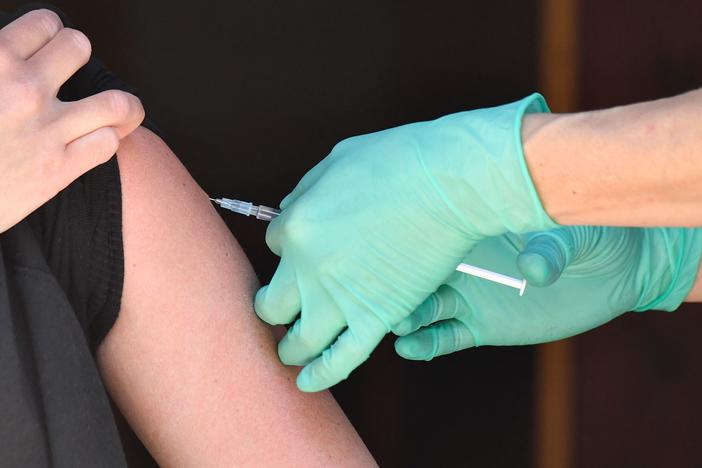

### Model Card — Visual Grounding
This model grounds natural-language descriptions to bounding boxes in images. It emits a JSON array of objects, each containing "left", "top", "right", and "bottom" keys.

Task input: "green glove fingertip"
[
  {"left": 517, "top": 251, "right": 561, "bottom": 287},
  {"left": 253, "top": 285, "right": 271, "bottom": 320},
  {"left": 517, "top": 231, "right": 571, "bottom": 286},
  {"left": 394, "top": 335, "right": 433, "bottom": 361}
]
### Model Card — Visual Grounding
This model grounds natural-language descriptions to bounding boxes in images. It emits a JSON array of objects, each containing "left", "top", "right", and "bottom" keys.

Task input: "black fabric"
[{"left": 0, "top": 5, "right": 158, "bottom": 466}]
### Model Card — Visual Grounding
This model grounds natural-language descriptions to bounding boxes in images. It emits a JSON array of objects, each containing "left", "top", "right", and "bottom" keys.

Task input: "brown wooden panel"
[
  {"left": 535, "top": 0, "right": 580, "bottom": 466},
  {"left": 575, "top": 305, "right": 702, "bottom": 467}
]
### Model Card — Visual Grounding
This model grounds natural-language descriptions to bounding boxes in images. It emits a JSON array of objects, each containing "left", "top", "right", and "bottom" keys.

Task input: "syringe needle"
[{"left": 209, "top": 196, "right": 280, "bottom": 221}]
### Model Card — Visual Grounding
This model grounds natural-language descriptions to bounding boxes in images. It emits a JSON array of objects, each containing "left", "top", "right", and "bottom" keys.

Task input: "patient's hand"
[
  {"left": 0, "top": 9, "right": 143, "bottom": 233},
  {"left": 97, "top": 127, "right": 376, "bottom": 467}
]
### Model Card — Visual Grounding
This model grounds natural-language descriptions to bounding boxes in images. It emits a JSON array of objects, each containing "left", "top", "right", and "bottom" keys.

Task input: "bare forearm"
[{"left": 523, "top": 88, "right": 702, "bottom": 226}]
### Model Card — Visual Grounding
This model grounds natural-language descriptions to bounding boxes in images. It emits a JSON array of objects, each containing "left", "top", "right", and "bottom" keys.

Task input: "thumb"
[{"left": 516, "top": 230, "right": 573, "bottom": 287}]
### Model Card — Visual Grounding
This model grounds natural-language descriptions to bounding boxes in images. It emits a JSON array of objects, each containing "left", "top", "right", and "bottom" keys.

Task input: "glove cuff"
[
  {"left": 422, "top": 93, "right": 560, "bottom": 237},
  {"left": 512, "top": 93, "right": 561, "bottom": 233},
  {"left": 634, "top": 228, "right": 702, "bottom": 312}
]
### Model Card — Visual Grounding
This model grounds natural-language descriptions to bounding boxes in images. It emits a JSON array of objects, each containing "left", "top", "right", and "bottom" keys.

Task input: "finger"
[
  {"left": 265, "top": 196, "right": 314, "bottom": 255},
  {"left": 254, "top": 258, "right": 301, "bottom": 325},
  {"left": 295, "top": 315, "right": 387, "bottom": 392},
  {"left": 393, "top": 284, "right": 465, "bottom": 336},
  {"left": 0, "top": 9, "right": 63, "bottom": 59},
  {"left": 28, "top": 27, "right": 91, "bottom": 94},
  {"left": 394, "top": 319, "right": 477, "bottom": 361},
  {"left": 264, "top": 214, "right": 284, "bottom": 256},
  {"left": 55, "top": 90, "right": 145, "bottom": 142},
  {"left": 517, "top": 230, "right": 572, "bottom": 287},
  {"left": 278, "top": 312, "right": 347, "bottom": 366},
  {"left": 63, "top": 126, "right": 120, "bottom": 182}
]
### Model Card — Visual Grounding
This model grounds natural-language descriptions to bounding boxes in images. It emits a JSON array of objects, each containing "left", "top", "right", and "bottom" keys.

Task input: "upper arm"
[{"left": 96, "top": 127, "right": 375, "bottom": 467}]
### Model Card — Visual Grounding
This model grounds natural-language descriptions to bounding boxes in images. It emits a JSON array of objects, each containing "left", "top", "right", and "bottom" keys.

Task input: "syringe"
[
  {"left": 211, "top": 196, "right": 527, "bottom": 296},
  {"left": 210, "top": 197, "right": 280, "bottom": 222}
]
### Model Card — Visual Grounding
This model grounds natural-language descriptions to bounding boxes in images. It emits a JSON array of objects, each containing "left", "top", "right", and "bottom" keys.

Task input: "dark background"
[
  {"left": 575, "top": 2, "right": 702, "bottom": 467},
  {"left": 3, "top": 0, "right": 702, "bottom": 466}
]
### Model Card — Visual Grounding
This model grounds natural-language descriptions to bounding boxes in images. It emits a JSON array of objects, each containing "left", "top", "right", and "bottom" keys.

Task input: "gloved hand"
[
  {"left": 255, "top": 94, "right": 558, "bottom": 391},
  {"left": 394, "top": 226, "right": 702, "bottom": 360}
]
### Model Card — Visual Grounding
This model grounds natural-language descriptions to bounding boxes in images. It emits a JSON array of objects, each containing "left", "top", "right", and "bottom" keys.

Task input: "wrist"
[
  {"left": 523, "top": 89, "right": 702, "bottom": 227},
  {"left": 522, "top": 106, "right": 646, "bottom": 226},
  {"left": 521, "top": 110, "right": 592, "bottom": 225}
]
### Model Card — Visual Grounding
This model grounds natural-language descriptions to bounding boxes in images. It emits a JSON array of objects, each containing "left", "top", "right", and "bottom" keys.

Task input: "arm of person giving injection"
[{"left": 255, "top": 90, "right": 702, "bottom": 390}]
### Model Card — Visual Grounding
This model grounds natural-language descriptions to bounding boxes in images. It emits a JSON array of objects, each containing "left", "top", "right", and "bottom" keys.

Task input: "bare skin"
[
  {"left": 0, "top": 9, "right": 144, "bottom": 233},
  {"left": 97, "top": 127, "right": 376, "bottom": 467},
  {"left": 521, "top": 88, "right": 702, "bottom": 301},
  {"left": 523, "top": 89, "right": 702, "bottom": 228},
  {"left": 0, "top": 9, "right": 373, "bottom": 466}
]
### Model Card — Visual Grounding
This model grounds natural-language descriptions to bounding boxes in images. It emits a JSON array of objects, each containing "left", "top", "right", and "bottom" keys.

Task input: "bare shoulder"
[{"left": 114, "top": 125, "right": 259, "bottom": 302}]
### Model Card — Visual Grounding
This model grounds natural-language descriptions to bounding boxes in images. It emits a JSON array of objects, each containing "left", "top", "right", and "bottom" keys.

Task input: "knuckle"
[
  {"left": 63, "top": 28, "right": 91, "bottom": 57},
  {"left": 135, "top": 97, "right": 145, "bottom": 119},
  {"left": 103, "top": 90, "right": 132, "bottom": 119},
  {"left": 32, "top": 9, "right": 63, "bottom": 36}
]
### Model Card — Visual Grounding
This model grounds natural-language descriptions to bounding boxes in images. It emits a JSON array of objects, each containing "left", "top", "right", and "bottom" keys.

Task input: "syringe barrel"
[{"left": 218, "top": 198, "right": 253, "bottom": 216}]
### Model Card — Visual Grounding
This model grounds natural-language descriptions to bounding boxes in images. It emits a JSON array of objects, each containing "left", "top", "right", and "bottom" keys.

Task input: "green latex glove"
[
  {"left": 255, "top": 94, "right": 558, "bottom": 392},
  {"left": 394, "top": 226, "right": 702, "bottom": 360}
]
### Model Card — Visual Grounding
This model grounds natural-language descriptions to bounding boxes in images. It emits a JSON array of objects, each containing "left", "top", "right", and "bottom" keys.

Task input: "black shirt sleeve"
[
  {"left": 0, "top": 5, "right": 153, "bottom": 466},
  {"left": 12, "top": 3, "right": 159, "bottom": 351}
]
